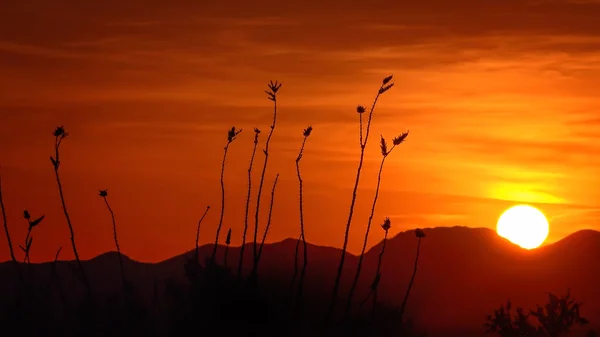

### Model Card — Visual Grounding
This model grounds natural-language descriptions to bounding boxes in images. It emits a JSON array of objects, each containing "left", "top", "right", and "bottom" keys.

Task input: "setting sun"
[{"left": 496, "top": 205, "right": 550, "bottom": 249}]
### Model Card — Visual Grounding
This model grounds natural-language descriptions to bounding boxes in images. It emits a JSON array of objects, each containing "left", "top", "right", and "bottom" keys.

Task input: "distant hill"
[{"left": 1, "top": 226, "right": 599, "bottom": 336}]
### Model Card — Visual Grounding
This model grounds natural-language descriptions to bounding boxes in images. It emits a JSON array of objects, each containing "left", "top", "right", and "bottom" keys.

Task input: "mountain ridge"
[{"left": 1, "top": 226, "right": 599, "bottom": 335}]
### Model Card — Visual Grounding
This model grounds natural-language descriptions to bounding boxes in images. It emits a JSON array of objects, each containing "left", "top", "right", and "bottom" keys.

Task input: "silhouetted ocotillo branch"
[
  {"left": 212, "top": 126, "right": 242, "bottom": 262},
  {"left": 224, "top": 228, "right": 232, "bottom": 267},
  {"left": 0, "top": 166, "right": 23, "bottom": 284},
  {"left": 239, "top": 127, "right": 261, "bottom": 278},
  {"left": 252, "top": 173, "right": 280, "bottom": 279},
  {"left": 20, "top": 210, "right": 45, "bottom": 264},
  {"left": 99, "top": 189, "right": 127, "bottom": 291},
  {"left": 45, "top": 246, "right": 67, "bottom": 311},
  {"left": 253, "top": 80, "right": 282, "bottom": 262},
  {"left": 287, "top": 233, "right": 302, "bottom": 310},
  {"left": 325, "top": 75, "right": 394, "bottom": 333},
  {"left": 359, "top": 218, "right": 391, "bottom": 314},
  {"left": 50, "top": 126, "right": 91, "bottom": 297},
  {"left": 345, "top": 132, "right": 408, "bottom": 316},
  {"left": 196, "top": 206, "right": 210, "bottom": 262},
  {"left": 398, "top": 228, "right": 426, "bottom": 325},
  {"left": 295, "top": 126, "right": 313, "bottom": 310}
]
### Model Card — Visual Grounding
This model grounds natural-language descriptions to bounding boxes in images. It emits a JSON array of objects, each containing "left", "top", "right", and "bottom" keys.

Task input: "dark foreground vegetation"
[{"left": 0, "top": 76, "right": 594, "bottom": 336}]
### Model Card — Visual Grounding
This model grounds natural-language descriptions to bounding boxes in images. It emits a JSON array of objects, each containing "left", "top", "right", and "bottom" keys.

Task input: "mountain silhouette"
[{"left": 1, "top": 226, "right": 599, "bottom": 336}]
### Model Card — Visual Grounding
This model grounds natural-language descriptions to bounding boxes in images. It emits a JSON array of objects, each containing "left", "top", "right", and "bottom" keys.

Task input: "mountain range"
[{"left": 1, "top": 226, "right": 599, "bottom": 336}]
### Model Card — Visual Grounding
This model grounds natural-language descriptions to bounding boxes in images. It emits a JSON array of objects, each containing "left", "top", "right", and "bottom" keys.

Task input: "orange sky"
[{"left": 1, "top": 0, "right": 599, "bottom": 263}]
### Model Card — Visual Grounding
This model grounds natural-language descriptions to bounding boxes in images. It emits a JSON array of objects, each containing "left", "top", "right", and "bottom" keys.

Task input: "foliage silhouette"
[
  {"left": 98, "top": 189, "right": 127, "bottom": 291},
  {"left": 20, "top": 210, "right": 45, "bottom": 264},
  {"left": 0, "top": 165, "right": 24, "bottom": 284},
  {"left": 239, "top": 127, "right": 261, "bottom": 278},
  {"left": 326, "top": 75, "right": 395, "bottom": 332},
  {"left": 224, "top": 228, "right": 232, "bottom": 267},
  {"left": 295, "top": 125, "right": 313, "bottom": 311},
  {"left": 485, "top": 291, "right": 589, "bottom": 337},
  {"left": 398, "top": 228, "right": 426, "bottom": 326},
  {"left": 195, "top": 206, "right": 210, "bottom": 262},
  {"left": 345, "top": 132, "right": 409, "bottom": 316},
  {"left": 50, "top": 126, "right": 91, "bottom": 296},
  {"left": 360, "top": 217, "right": 392, "bottom": 314},
  {"left": 253, "top": 80, "right": 281, "bottom": 265},
  {"left": 251, "top": 173, "right": 280, "bottom": 281},
  {"left": 212, "top": 126, "right": 242, "bottom": 262}
]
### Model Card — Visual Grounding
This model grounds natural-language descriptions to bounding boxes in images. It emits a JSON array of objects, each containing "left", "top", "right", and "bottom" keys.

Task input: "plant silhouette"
[
  {"left": 224, "top": 228, "right": 232, "bottom": 267},
  {"left": 359, "top": 217, "right": 392, "bottom": 314},
  {"left": 20, "top": 209, "right": 45, "bottom": 264},
  {"left": 195, "top": 205, "right": 210, "bottom": 262},
  {"left": 99, "top": 189, "right": 127, "bottom": 291},
  {"left": 212, "top": 126, "right": 242, "bottom": 262},
  {"left": 295, "top": 125, "right": 313, "bottom": 310},
  {"left": 0, "top": 166, "right": 23, "bottom": 285},
  {"left": 50, "top": 126, "right": 91, "bottom": 297},
  {"left": 398, "top": 228, "right": 426, "bottom": 326},
  {"left": 239, "top": 127, "right": 261, "bottom": 278},
  {"left": 485, "top": 291, "right": 589, "bottom": 337},
  {"left": 253, "top": 80, "right": 281, "bottom": 264},
  {"left": 326, "top": 75, "right": 395, "bottom": 331},
  {"left": 251, "top": 173, "right": 280, "bottom": 280},
  {"left": 345, "top": 132, "right": 409, "bottom": 316}
]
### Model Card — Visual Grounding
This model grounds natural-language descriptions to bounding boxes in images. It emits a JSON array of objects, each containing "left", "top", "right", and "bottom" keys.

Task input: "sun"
[{"left": 496, "top": 204, "right": 549, "bottom": 249}]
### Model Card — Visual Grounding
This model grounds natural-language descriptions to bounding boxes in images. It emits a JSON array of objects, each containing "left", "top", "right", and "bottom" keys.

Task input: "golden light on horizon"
[{"left": 496, "top": 205, "right": 550, "bottom": 249}]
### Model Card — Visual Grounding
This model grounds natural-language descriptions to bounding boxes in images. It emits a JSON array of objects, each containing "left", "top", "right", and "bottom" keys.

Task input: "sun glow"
[{"left": 496, "top": 205, "right": 549, "bottom": 249}]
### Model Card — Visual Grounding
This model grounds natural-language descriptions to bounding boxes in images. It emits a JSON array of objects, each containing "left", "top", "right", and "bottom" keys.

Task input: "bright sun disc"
[{"left": 496, "top": 205, "right": 549, "bottom": 249}]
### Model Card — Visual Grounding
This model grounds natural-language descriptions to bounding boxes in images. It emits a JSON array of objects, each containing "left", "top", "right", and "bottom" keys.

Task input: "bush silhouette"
[{"left": 485, "top": 291, "right": 589, "bottom": 337}]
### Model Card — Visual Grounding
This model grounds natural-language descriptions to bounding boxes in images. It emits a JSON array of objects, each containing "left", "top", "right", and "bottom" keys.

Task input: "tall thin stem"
[
  {"left": 325, "top": 90, "right": 383, "bottom": 328},
  {"left": 239, "top": 129, "right": 260, "bottom": 278},
  {"left": 224, "top": 228, "right": 232, "bottom": 268},
  {"left": 195, "top": 206, "right": 210, "bottom": 262},
  {"left": 0, "top": 166, "right": 23, "bottom": 284},
  {"left": 22, "top": 226, "right": 33, "bottom": 264},
  {"left": 345, "top": 144, "right": 396, "bottom": 316},
  {"left": 101, "top": 195, "right": 126, "bottom": 290},
  {"left": 211, "top": 127, "right": 241, "bottom": 263},
  {"left": 45, "top": 246, "right": 67, "bottom": 311},
  {"left": 251, "top": 174, "right": 280, "bottom": 278},
  {"left": 212, "top": 143, "right": 231, "bottom": 262},
  {"left": 295, "top": 130, "right": 311, "bottom": 309},
  {"left": 372, "top": 231, "right": 388, "bottom": 311},
  {"left": 399, "top": 236, "right": 423, "bottom": 324},
  {"left": 254, "top": 81, "right": 281, "bottom": 263},
  {"left": 51, "top": 132, "right": 91, "bottom": 296},
  {"left": 358, "top": 229, "right": 388, "bottom": 314},
  {"left": 287, "top": 233, "right": 302, "bottom": 308}
]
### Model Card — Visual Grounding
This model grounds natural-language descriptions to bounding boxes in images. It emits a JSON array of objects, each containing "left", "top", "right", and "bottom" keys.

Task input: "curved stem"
[
  {"left": 252, "top": 174, "right": 280, "bottom": 278},
  {"left": 345, "top": 145, "right": 395, "bottom": 316},
  {"left": 239, "top": 132, "right": 259, "bottom": 278},
  {"left": 287, "top": 234, "right": 301, "bottom": 309},
  {"left": 253, "top": 98, "right": 277, "bottom": 264},
  {"left": 296, "top": 137, "right": 309, "bottom": 308},
  {"left": 372, "top": 230, "right": 388, "bottom": 312},
  {"left": 325, "top": 91, "right": 381, "bottom": 331},
  {"left": 103, "top": 196, "right": 126, "bottom": 290},
  {"left": 53, "top": 139, "right": 91, "bottom": 296},
  {"left": 195, "top": 206, "right": 210, "bottom": 262},
  {"left": 0, "top": 167, "right": 23, "bottom": 284},
  {"left": 212, "top": 143, "right": 231, "bottom": 262},
  {"left": 399, "top": 237, "right": 422, "bottom": 324}
]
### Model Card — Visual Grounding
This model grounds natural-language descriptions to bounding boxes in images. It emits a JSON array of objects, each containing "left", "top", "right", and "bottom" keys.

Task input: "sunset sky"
[{"left": 1, "top": 0, "right": 599, "bottom": 263}]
